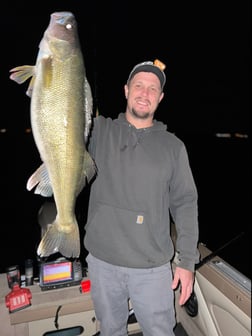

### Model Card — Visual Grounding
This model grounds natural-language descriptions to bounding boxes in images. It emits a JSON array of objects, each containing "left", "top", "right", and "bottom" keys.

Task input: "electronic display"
[{"left": 39, "top": 259, "right": 82, "bottom": 290}]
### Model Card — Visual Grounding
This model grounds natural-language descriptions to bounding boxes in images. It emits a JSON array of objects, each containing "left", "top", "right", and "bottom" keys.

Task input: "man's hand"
[{"left": 172, "top": 266, "right": 194, "bottom": 305}]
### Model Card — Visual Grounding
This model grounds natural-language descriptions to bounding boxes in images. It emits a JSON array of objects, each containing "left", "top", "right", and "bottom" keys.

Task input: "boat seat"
[{"left": 42, "top": 326, "right": 84, "bottom": 336}]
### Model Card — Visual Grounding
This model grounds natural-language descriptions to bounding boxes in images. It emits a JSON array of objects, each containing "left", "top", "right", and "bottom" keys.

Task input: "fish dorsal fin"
[{"left": 83, "top": 77, "right": 93, "bottom": 143}]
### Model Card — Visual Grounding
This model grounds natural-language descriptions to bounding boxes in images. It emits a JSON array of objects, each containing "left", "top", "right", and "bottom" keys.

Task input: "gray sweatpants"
[{"left": 86, "top": 253, "right": 176, "bottom": 336}]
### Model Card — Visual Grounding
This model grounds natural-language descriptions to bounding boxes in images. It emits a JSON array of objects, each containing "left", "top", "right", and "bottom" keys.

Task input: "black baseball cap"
[{"left": 127, "top": 59, "right": 166, "bottom": 90}]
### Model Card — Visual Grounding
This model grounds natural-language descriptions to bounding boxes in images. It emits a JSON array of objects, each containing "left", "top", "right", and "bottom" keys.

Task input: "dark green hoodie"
[{"left": 84, "top": 113, "right": 199, "bottom": 271}]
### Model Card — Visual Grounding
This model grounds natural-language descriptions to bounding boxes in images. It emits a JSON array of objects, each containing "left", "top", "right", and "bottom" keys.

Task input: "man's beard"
[{"left": 131, "top": 108, "right": 153, "bottom": 120}]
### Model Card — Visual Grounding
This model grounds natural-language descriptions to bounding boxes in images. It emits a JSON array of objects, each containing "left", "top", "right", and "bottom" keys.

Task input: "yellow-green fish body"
[{"left": 10, "top": 12, "right": 96, "bottom": 258}]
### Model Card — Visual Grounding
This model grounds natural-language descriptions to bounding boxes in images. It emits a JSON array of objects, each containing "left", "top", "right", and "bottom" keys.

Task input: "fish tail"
[{"left": 37, "top": 219, "right": 80, "bottom": 258}]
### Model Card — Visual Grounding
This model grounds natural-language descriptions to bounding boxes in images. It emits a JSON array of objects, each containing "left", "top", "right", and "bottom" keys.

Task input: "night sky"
[{"left": 0, "top": 1, "right": 250, "bottom": 278}]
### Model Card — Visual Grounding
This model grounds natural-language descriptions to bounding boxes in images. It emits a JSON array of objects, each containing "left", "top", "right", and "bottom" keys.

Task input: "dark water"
[
  {"left": 183, "top": 134, "right": 250, "bottom": 280},
  {"left": 0, "top": 133, "right": 250, "bottom": 280}
]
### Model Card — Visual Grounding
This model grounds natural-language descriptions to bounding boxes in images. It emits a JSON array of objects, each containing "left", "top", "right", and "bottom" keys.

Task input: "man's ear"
[{"left": 124, "top": 84, "right": 128, "bottom": 99}]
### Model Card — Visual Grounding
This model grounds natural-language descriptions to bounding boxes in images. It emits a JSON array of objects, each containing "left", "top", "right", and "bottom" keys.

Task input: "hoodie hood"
[{"left": 115, "top": 113, "right": 167, "bottom": 150}]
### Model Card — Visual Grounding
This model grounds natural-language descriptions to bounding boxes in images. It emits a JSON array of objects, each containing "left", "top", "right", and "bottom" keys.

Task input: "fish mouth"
[
  {"left": 51, "top": 11, "right": 74, "bottom": 25},
  {"left": 51, "top": 12, "right": 74, "bottom": 24}
]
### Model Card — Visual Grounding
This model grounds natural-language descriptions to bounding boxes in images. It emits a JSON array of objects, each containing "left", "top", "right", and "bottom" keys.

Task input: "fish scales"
[{"left": 9, "top": 12, "right": 96, "bottom": 258}]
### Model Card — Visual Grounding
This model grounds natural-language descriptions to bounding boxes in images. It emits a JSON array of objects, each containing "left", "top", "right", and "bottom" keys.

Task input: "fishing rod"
[{"left": 195, "top": 231, "right": 245, "bottom": 270}]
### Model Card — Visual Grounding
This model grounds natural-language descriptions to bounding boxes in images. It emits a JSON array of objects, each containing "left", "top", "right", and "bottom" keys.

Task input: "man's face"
[{"left": 125, "top": 72, "right": 164, "bottom": 121}]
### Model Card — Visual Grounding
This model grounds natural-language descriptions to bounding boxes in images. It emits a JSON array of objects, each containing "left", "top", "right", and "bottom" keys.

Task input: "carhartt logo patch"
[{"left": 136, "top": 215, "right": 144, "bottom": 224}]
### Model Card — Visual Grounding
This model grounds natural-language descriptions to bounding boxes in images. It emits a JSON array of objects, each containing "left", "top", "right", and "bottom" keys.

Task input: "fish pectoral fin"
[
  {"left": 40, "top": 55, "right": 53, "bottom": 89},
  {"left": 9, "top": 65, "right": 35, "bottom": 84},
  {"left": 9, "top": 65, "right": 36, "bottom": 98},
  {"left": 27, "top": 163, "right": 53, "bottom": 197}
]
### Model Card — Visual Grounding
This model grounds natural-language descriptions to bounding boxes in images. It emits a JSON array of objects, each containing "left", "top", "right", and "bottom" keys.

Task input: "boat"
[
  {"left": 128, "top": 224, "right": 251, "bottom": 336},
  {"left": 0, "top": 221, "right": 250, "bottom": 336},
  {"left": 172, "top": 224, "right": 251, "bottom": 336}
]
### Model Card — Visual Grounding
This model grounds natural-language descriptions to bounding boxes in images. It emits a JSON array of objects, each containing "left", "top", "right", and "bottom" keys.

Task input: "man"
[{"left": 84, "top": 60, "right": 199, "bottom": 336}]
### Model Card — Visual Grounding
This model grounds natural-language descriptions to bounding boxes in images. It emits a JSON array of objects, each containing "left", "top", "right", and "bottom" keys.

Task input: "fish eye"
[{"left": 66, "top": 23, "right": 73, "bottom": 30}]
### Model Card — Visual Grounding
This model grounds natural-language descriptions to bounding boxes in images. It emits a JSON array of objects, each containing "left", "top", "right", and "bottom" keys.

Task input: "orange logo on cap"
[{"left": 154, "top": 59, "right": 166, "bottom": 71}]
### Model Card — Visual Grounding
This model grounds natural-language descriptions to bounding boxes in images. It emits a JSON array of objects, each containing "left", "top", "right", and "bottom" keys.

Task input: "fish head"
[{"left": 39, "top": 11, "right": 81, "bottom": 60}]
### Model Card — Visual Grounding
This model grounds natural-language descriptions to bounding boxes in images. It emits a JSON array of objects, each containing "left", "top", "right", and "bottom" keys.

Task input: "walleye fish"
[{"left": 10, "top": 12, "right": 96, "bottom": 258}]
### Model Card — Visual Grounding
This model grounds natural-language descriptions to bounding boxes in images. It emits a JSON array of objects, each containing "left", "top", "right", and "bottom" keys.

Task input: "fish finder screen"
[{"left": 42, "top": 261, "right": 73, "bottom": 284}]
